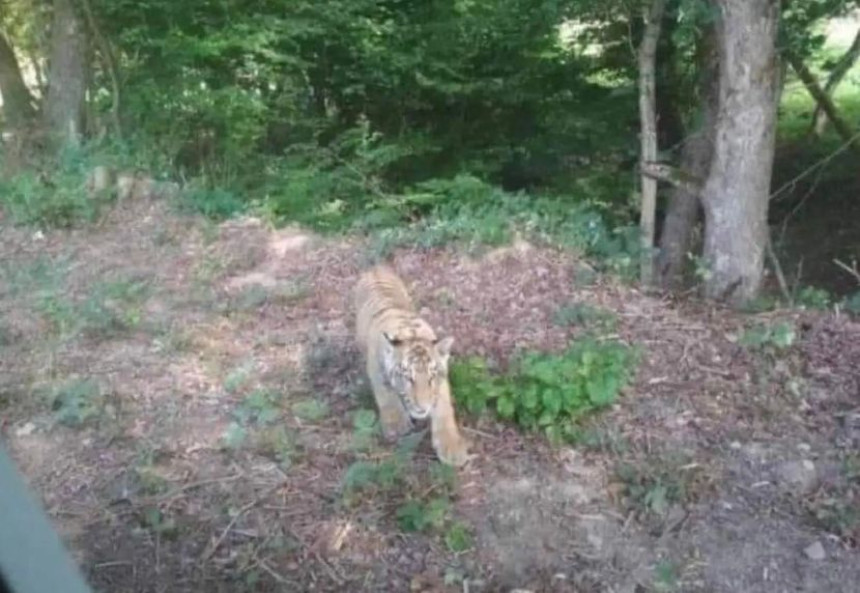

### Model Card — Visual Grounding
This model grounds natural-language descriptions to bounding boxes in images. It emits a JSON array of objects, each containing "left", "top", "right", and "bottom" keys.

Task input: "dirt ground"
[{"left": 1, "top": 195, "right": 859, "bottom": 593}]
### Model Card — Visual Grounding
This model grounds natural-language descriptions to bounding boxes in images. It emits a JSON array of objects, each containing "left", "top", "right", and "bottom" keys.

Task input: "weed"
[
  {"left": 653, "top": 559, "right": 680, "bottom": 592},
  {"left": 176, "top": 186, "right": 246, "bottom": 221},
  {"left": 614, "top": 454, "right": 704, "bottom": 519},
  {"left": 553, "top": 302, "right": 616, "bottom": 331},
  {"left": 843, "top": 291, "right": 860, "bottom": 315},
  {"left": 795, "top": 286, "right": 832, "bottom": 310},
  {"left": 291, "top": 398, "right": 329, "bottom": 422},
  {"left": 567, "top": 422, "right": 629, "bottom": 455},
  {"left": 350, "top": 408, "right": 381, "bottom": 452},
  {"left": 0, "top": 160, "right": 111, "bottom": 229},
  {"left": 804, "top": 453, "right": 860, "bottom": 542},
  {"left": 223, "top": 361, "right": 256, "bottom": 394},
  {"left": 444, "top": 521, "right": 473, "bottom": 553},
  {"left": 255, "top": 425, "right": 297, "bottom": 470},
  {"left": 451, "top": 339, "right": 636, "bottom": 444},
  {"left": 232, "top": 388, "right": 283, "bottom": 426},
  {"left": 139, "top": 507, "right": 178, "bottom": 538},
  {"left": 228, "top": 281, "right": 309, "bottom": 313},
  {"left": 35, "top": 276, "right": 150, "bottom": 340},
  {"left": 48, "top": 378, "right": 104, "bottom": 427},
  {"left": 396, "top": 497, "right": 451, "bottom": 532},
  {"left": 739, "top": 321, "right": 796, "bottom": 352}
]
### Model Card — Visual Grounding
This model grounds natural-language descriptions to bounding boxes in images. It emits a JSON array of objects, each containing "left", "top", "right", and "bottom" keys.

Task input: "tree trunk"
[
  {"left": 700, "top": 0, "right": 780, "bottom": 306},
  {"left": 812, "top": 27, "right": 860, "bottom": 136},
  {"left": 638, "top": 0, "right": 669, "bottom": 286},
  {"left": 0, "top": 32, "right": 37, "bottom": 129},
  {"left": 44, "top": 0, "right": 88, "bottom": 149},
  {"left": 657, "top": 26, "right": 719, "bottom": 289},
  {"left": 788, "top": 51, "right": 859, "bottom": 152}
]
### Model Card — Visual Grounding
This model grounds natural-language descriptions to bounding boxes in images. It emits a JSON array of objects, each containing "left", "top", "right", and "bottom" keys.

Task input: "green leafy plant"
[
  {"left": 739, "top": 321, "right": 796, "bottom": 351},
  {"left": 614, "top": 454, "right": 704, "bottom": 519},
  {"left": 232, "top": 388, "right": 283, "bottom": 426},
  {"left": 291, "top": 398, "right": 330, "bottom": 422},
  {"left": 49, "top": 378, "right": 105, "bottom": 427},
  {"left": 451, "top": 339, "right": 636, "bottom": 443},
  {"left": 795, "top": 286, "right": 832, "bottom": 310},
  {"left": 444, "top": 521, "right": 474, "bottom": 553},
  {"left": 553, "top": 302, "right": 617, "bottom": 330}
]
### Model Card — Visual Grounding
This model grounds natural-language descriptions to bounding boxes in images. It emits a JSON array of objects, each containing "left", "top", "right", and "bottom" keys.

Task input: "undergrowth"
[
  {"left": 340, "top": 410, "right": 473, "bottom": 551},
  {"left": 450, "top": 339, "right": 637, "bottom": 444}
]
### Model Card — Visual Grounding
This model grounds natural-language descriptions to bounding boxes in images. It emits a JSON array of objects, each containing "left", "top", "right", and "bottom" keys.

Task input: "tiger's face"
[{"left": 383, "top": 333, "right": 454, "bottom": 420}]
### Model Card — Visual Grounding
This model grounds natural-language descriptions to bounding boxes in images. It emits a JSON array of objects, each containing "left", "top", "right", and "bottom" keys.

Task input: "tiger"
[{"left": 354, "top": 265, "right": 471, "bottom": 467}]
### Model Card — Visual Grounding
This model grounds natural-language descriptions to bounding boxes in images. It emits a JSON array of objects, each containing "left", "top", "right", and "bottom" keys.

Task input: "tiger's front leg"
[
  {"left": 368, "top": 371, "right": 413, "bottom": 441},
  {"left": 430, "top": 385, "right": 471, "bottom": 467}
]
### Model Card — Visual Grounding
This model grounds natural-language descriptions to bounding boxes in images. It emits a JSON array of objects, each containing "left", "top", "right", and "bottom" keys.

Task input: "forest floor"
[{"left": 1, "top": 194, "right": 859, "bottom": 593}]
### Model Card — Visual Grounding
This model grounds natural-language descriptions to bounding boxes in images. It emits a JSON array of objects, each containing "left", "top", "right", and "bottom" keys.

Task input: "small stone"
[
  {"left": 804, "top": 541, "right": 826, "bottom": 561},
  {"left": 730, "top": 441, "right": 742, "bottom": 450},
  {"left": 15, "top": 422, "right": 36, "bottom": 437},
  {"left": 796, "top": 443, "right": 811, "bottom": 453},
  {"left": 778, "top": 459, "right": 819, "bottom": 495}
]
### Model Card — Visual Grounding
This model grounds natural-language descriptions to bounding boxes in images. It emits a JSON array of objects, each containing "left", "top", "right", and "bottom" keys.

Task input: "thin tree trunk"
[
  {"left": 638, "top": 0, "right": 669, "bottom": 286},
  {"left": 657, "top": 26, "right": 719, "bottom": 290},
  {"left": 788, "top": 51, "right": 860, "bottom": 152},
  {"left": 701, "top": 0, "right": 780, "bottom": 306},
  {"left": 0, "top": 31, "right": 37, "bottom": 129},
  {"left": 44, "top": 0, "right": 88, "bottom": 149},
  {"left": 812, "top": 27, "right": 860, "bottom": 136},
  {"left": 78, "top": 0, "right": 122, "bottom": 138}
]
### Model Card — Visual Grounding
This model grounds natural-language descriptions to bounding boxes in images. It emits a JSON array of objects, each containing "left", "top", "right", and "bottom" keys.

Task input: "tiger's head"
[{"left": 382, "top": 332, "right": 454, "bottom": 420}]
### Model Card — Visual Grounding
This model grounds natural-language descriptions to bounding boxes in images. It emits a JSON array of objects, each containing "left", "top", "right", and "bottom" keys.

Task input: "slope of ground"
[{"left": 1, "top": 195, "right": 859, "bottom": 593}]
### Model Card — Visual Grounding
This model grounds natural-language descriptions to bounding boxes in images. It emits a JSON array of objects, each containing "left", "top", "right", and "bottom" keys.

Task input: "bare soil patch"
[{"left": 1, "top": 199, "right": 859, "bottom": 592}]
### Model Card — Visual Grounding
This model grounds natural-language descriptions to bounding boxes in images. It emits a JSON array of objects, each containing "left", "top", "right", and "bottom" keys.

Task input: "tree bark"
[
  {"left": 788, "top": 51, "right": 859, "bottom": 152},
  {"left": 657, "top": 25, "right": 719, "bottom": 290},
  {"left": 638, "top": 0, "right": 669, "bottom": 286},
  {"left": 812, "top": 27, "right": 860, "bottom": 136},
  {"left": 0, "top": 31, "right": 37, "bottom": 129},
  {"left": 44, "top": 0, "right": 88, "bottom": 149},
  {"left": 701, "top": 0, "right": 780, "bottom": 306}
]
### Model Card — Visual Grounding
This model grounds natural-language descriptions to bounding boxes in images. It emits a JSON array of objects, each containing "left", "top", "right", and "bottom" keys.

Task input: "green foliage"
[
  {"left": 795, "top": 286, "right": 832, "bottom": 310},
  {"left": 231, "top": 389, "right": 283, "bottom": 426},
  {"left": 176, "top": 186, "right": 246, "bottom": 221},
  {"left": 444, "top": 521, "right": 474, "bottom": 553},
  {"left": 553, "top": 302, "right": 617, "bottom": 330},
  {"left": 739, "top": 322, "right": 797, "bottom": 352},
  {"left": 0, "top": 150, "right": 111, "bottom": 229},
  {"left": 842, "top": 291, "right": 860, "bottom": 315},
  {"left": 396, "top": 497, "right": 450, "bottom": 533},
  {"left": 615, "top": 454, "right": 703, "bottom": 518},
  {"left": 291, "top": 398, "right": 329, "bottom": 423},
  {"left": 451, "top": 339, "right": 636, "bottom": 443},
  {"left": 35, "top": 276, "right": 150, "bottom": 340},
  {"left": 49, "top": 378, "right": 104, "bottom": 427}
]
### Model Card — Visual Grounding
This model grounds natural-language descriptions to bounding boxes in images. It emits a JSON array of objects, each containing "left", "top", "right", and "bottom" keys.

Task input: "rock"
[
  {"left": 778, "top": 459, "right": 819, "bottom": 495},
  {"left": 15, "top": 422, "right": 36, "bottom": 437},
  {"left": 804, "top": 541, "right": 826, "bottom": 561}
]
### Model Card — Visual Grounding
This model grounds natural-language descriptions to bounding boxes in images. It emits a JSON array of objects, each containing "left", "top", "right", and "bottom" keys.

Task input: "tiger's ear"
[
  {"left": 434, "top": 336, "right": 454, "bottom": 361},
  {"left": 383, "top": 332, "right": 402, "bottom": 346}
]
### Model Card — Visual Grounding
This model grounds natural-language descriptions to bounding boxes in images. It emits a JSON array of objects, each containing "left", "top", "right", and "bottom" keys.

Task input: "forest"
[{"left": 1, "top": 0, "right": 860, "bottom": 592}]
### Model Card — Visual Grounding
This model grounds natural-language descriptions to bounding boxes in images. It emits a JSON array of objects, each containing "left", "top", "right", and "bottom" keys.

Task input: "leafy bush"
[
  {"left": 49, "top": 378, "right": 105, "bottom": 426},
  {"left": 451, "top": 339, "right": 637, "bottom": 443},
  {"left": 739, "top": 321, "right": 796, "bottom": 351}
]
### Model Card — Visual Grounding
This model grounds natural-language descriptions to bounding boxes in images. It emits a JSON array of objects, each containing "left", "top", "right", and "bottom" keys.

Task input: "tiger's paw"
[{"left": 434, "top": 434, "right": 472, "bottom": 467}]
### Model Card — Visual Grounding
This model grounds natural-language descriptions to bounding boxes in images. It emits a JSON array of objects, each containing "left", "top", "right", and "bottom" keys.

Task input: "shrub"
[{"left": 451, "top": 339, "right": 637, "bottom": 443}]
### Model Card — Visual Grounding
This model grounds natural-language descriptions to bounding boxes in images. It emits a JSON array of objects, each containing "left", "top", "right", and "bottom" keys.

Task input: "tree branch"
[
  {"left": 641, "top": 161, "right": 703, "bottom": 194},
  {"left": 787, "top": 50, "right": 860, "bottom": 154}
]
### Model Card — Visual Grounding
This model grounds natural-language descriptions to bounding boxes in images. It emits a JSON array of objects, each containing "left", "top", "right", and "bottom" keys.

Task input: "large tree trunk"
[
  {"left": 657, "top": 26, "right": 719, "bottom": 289},
  {"left": 44, "top": 0, "right": 88, "bottom": 149},
  {"left": 0, "top": 32, "right": 37, "bottom": 129},
  {"left": 812, "top": 27, "right": 860, "bottom": 136},
  {"left": 638, "top": 0, "right": 669, "bottom": 286},
  {"left": 700, "top": 0, "right": 780, "bottom": 306}
]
